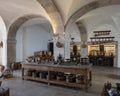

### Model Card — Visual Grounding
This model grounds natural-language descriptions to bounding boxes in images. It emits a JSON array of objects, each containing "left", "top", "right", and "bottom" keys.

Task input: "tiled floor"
[{"left": 1, "top": 66, "right": 120, "bottom": 96}]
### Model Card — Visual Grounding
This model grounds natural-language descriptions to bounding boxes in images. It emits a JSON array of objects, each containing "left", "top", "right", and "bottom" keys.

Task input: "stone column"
[
  {"left": 7, "top": 39, "right": 16, "bottom": 67},
  {"left": 76, "top": 21, "right": 88, "bottom": 58},
  {"left": 37, "top": 0, "right": 65, "bottom": 60}
]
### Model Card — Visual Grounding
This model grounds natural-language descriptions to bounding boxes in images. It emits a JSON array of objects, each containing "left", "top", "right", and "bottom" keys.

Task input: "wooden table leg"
[
  {"left": 47, "top": 71, "right": 51, "bottom": 85},
  {"left": 90, "top": 71, "right": 92, "bottom": 86},
  {"left": 84, "top": 74, "right": 88, "bottom": 92},
  {"left": 22, "top": 68, "right": 24, "bottom": 80}
]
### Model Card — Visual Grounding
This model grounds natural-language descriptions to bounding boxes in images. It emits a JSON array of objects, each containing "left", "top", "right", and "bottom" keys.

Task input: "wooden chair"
[
  {"left": 0, "top": 65, "right": 5, "bottom": 84},
  {"left": 0, "top": 65, "right": 5, "bottom": 78},
  {"left": 0, "top": 65, "right": 5, "bottom": 72},
  {"left": 0, "top": 87, "right": 9, "bottom": 96},
  {"left": 101, "top": 85, "right": 109, "bottom": 96}
]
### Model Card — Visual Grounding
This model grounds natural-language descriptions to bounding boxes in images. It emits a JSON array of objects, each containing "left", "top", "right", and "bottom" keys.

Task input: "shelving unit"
[
  {"left": 22, "top": 63, "right": 92, "bottom": 91},
  {"left": 90, "top": 30, "right": 115, "bottom": 44}
]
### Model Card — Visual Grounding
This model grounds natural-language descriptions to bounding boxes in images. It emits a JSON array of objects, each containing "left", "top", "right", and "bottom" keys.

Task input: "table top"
[{"left": 22, "top": 62, "right": 92, "bottom": 69}]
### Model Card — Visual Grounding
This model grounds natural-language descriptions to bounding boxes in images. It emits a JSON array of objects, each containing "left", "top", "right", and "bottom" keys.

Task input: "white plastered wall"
[
  {"left": 0, "top": 16, "right": 7, "bottom": 67},
  {"left": 16, "top": 24, "right": 52, "bottom": 62}
]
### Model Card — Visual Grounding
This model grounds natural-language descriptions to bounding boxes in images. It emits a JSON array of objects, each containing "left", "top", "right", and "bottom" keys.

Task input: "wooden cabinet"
[
  {"left": 88, "top": 44, "right": 115, "bottom": 66},
  {"left": 70, "top": 43, "right": 81, "bottom": 63},
  {"left": 22, "top": 63, "right": 92, "bottom": 91}
]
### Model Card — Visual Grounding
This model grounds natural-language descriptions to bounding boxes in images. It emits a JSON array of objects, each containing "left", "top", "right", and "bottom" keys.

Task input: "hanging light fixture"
[
  {"left": 71, "top": 37, "right": 75, "bottom": 45},
  {"left": 53, "top": 33, "right": 64, "bottom": 48}
]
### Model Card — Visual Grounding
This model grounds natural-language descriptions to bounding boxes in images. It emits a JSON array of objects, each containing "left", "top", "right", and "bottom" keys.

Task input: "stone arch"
[
  {"left": 65, "top": 0, "right": 120, "bottom": 42},
  {"left": 7, "top": 14, "right": 51, "bottom": 66}
]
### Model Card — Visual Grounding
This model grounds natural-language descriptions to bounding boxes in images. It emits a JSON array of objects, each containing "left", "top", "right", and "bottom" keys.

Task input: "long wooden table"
[{"left": 22, "top": 63, "right": 92, "bottom": 91}]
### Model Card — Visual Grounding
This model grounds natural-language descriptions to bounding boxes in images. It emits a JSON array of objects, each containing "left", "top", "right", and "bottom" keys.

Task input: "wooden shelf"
[
  {"left": 49, "top": 80, "right": 85, "bottom": 88},
  {"left": 93, "top": 30, "right": 111, "bottom": 37},
  {"left": 23, "top": 76, "right": 48, "bottom": 83},
  {"left": 90, "top": 36, "right": 114, "bottom": 39},
  {"left": 24, "top": 76, "right": 87, "bottom": 88},
  {"left": 93, "top": 30, "right": 111, "bottom": 33},
  {"left": 90, "top": 30, "right": 115, "bottom": 44}
]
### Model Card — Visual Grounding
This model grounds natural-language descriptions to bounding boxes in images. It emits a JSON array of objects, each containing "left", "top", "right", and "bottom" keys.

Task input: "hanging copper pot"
[{"left": 56, "top": 41, "right": 64, "bottom": 48}]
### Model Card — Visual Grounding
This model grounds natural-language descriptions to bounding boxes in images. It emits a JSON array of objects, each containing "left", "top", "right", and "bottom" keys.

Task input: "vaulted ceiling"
[
  {"left": 53, "top": 0, "right": 96, "bottom": 24},
  {"left": 0, "top": 0, "right": 120, "bottom": 33}
]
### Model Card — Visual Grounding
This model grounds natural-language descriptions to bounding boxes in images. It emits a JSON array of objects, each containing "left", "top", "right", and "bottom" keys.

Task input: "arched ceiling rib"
[
  {"left": 37, "top": 0, "right": 64, "bottom": 35},
  {"left": 65, "top": 0, "right": 120, "bottom": 30},
  {"left": 68, "top": 0, "right": 120, "bottom": 43},
  {"left": 0, "top": 0, "right": 50, "bottom": 30},
  {"left": 99, "top": 0, "right": 120, "bottom": 7},
  {"left": 76, "top": 21, "right": 87, "bottom": 42},
  {"left": 79, "top": 5, "right": 120, "bottom": 20},
  {"left": 8, "top": 14, "right": 47, "bottom": 40},
  {"left": 78, "top": 5, "right": 120, "bottom": 34},
  {"left": 53, "top": 0, "right": 97, "bottom": 24},
  {"left": 76, "top": 0, "right": 120, "bottom": 24},
  {"left": 65, "top": 1, "right": 99, "bottom": 31}
]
